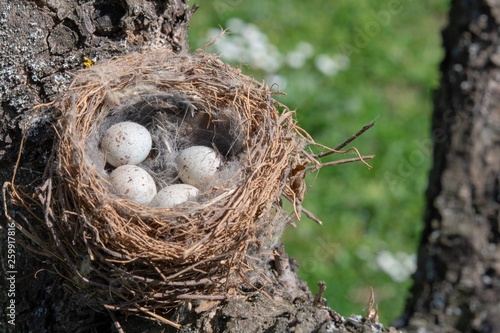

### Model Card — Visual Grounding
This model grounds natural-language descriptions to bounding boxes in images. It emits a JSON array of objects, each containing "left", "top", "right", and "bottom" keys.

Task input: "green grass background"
[{"left": 188, "top": 0, "right": 449, "bottom": 325}]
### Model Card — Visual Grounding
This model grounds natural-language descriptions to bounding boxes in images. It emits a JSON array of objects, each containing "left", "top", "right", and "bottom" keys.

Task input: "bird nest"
[{"left": 4, "top": 49, "right": 373, "bottom": 325}]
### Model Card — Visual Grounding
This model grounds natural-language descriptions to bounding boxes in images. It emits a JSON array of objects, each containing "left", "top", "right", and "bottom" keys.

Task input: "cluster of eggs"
[{"left": 101, "top": 121, "right": 222, "bottom": 208}]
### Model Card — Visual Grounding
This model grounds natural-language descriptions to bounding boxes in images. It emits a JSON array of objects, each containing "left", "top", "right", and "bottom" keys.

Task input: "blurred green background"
[{"left": 188, "top": 0, "right": 449, "bottom": 325}]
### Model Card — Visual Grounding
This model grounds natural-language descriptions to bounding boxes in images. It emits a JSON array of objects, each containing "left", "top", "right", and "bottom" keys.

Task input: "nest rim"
[{"left": 5, "top": 49, "right": 315, "bottom": 323}]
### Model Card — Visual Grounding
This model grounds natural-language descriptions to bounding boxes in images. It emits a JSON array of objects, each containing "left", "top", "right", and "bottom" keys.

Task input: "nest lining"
[{"left": 5, "top": 49, "right": 316, "bottom": 321}]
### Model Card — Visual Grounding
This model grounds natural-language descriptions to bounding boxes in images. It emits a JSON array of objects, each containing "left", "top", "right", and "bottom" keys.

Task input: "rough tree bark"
[
  {"left": 399, "top": 1, "right": 500, "bottom": 332},
  {"left": 0, "top": 1, "right": 196, "bottom": 332},
  {"left": 0, "top": 1, "right": 383, "bottom": 332}
]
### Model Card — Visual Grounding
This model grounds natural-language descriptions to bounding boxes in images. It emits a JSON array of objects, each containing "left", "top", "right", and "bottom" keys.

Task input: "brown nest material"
[{"left": 4, "top": 49, "right": 373, "bottom": 325}]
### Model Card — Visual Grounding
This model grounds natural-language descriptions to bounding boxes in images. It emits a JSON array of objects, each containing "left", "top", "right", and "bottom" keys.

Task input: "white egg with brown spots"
[
  {"left": 150, "top": 184, "right": 199, "bottom": 208},
  {"left": 101, "top": 121, "right": 152, "bottom": 167},
  {"left": 110, "top": 165, "right": 157, "bottom": 204},
  {"left": 175, "top": 146, "right": 222, "bottom": 188}
]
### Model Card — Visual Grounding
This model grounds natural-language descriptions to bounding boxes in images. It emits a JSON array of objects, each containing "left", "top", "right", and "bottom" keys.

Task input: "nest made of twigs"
[
  {"left": 4, "top": 49, "right": 314, "bottom": 323},
  {"left": 4, "top": 49, "right": 374, "bottom": 325}
]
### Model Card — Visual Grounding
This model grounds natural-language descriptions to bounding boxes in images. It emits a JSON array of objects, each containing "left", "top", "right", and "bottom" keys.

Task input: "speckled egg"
[
  {"left": 175, "top": 146, "right": 222, "bottom": 188},
  {"left": 101, "top": 121, "right": 152, "bottom": 167},
  {"left": 109, "top": 165, "right": 157, "bottom": 204},
  {"left": 150, "top": 184, "right": 199, "bottom": 208}
]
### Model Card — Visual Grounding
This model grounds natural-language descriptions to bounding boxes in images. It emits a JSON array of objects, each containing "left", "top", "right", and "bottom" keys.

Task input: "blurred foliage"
[{"left": 188, "top": 0, "right": 449, "bottom": 325}]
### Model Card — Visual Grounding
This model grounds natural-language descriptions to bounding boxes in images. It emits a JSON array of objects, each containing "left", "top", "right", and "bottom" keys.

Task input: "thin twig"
[
  {"left": 300, "top": 207, "right": 323, "bottom": 225},
  {"left": 306, "top": 155, "right": 375, "bottom": 171},
  {"left": 201, "top": 27, "right": 228, "bottom": 49},
  {"left": 136, "top": 306, "right": 182, "bottom": 329},
  {"left": 106, "top": 308, "right": 125, "bottom": 333},
  {"left": 364, "top": 287, "right": 379, "bottom": 323},
  {"left": 314, "top": 120, "right": 375, "bottom": 159},
  {"left": 313, "top": 280, "right": 327, "bottom": 308},
  {"left": 175, "top": 294, "right": 228, "bottom": 300}
]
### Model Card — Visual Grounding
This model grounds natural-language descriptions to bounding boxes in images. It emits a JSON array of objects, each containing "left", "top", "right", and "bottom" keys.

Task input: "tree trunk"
[
  {"left": 399, "top": 0, "right": 500, "bottom": 332},
  {"left": 0, "top": 1, "right": 196, "bottom": 332}
]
